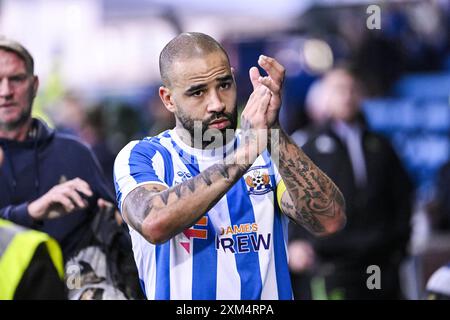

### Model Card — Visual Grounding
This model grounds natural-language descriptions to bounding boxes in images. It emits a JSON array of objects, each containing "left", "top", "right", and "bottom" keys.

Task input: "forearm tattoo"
[
  {"left": 271, "top": 128, "right": 346, "bottom": 234},
  {"left": 125, "top": 185, "right": 160, "bottom": 234},
  {"left": 124, "top": 161, "right": 249, "bottom": 236}
]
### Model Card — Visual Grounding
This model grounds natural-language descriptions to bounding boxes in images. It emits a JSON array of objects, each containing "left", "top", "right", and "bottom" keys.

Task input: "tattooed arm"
[
  {"left": 271, "top": 125, "right": 346, "bottom": 236},
  {"left": 249, "top": 55, "right": 346, "bottom": 236},
  {"left": 122, "top": 85, "right": 272, "bottom": 244},
  {"left": 122, "top": 162, "right": 248, "bottom": 244}
]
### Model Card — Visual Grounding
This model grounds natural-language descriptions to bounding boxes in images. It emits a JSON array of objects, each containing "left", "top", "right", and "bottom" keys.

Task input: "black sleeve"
[
  {"left": 72, "top": 144, "right": 116, "bottom": 218},
  {"left": 14, "top": 243, "right": 66, "bottom": 300},
  {"left": 386, "top": 141, "right": 414, "bottom": 257},
  {"left": 0, "top": 203, "right": 38, "bottom": 228},
  {"left": 433, "top": 163, "right": 450, "bottom": 230}
]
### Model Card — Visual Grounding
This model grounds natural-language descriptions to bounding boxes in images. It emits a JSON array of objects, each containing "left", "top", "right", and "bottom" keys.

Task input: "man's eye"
[
  {"left": 220, "top": 82, "right": 231, "bottom": 90},
  {"left": 192, "top": 91, "right": 203, "bottom": 97}
]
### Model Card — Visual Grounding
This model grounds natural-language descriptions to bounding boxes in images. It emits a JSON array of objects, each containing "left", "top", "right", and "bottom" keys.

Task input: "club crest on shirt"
[{"left": 244, "top": 167, "right": 273, "bottom": 195}]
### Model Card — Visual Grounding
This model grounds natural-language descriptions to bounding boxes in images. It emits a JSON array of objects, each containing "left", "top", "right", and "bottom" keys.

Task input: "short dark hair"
[
  {"left": 159, "top": 32, "right": 229, "bottom": 87},
  {"left": 0, "top": 36, "right": 34, "bottom": 74}
]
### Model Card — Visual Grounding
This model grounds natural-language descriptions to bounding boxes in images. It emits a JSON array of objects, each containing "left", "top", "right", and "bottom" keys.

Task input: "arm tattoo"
[
  {"left": 281, "top": 198, "right": 325, "bottom": 233},
  {"left": 125, "top": 185, "right": 161, "bottom": 234},
  {"left": 271, "top": 127, "right": 346, "bottom": 234},
  {"left": 123, "top": 161, "right": 250, "bottom": 240}
]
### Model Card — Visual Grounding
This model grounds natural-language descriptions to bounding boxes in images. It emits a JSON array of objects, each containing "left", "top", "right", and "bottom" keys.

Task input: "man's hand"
[
  {"left": 249, "top": 55, "right": 286, "bottom": 129},
  {"left": 97, "top": 198, "right": 123, "bottom": 225},
  {"left": 239, "top": 85, "right": 272, "bottom": 164},
  {"left": 28, "top": 178, "right": 93, "bottom": 220}
]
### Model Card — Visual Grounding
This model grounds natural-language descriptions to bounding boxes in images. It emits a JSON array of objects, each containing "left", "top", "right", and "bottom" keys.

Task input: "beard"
[
  {"left": 0, "top": 103, "right": 33, "bottom": 132},
  {"left": 176, "top": 106, "right": 238, "bottom": 149},
  {"left": 0, "top": 85, "right": 35, "bottom": 132}
]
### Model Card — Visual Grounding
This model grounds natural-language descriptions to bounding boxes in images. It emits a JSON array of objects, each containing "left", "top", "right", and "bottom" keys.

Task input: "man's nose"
[
  {"left": 207, "top": 90, "right": 226, "bottom": 113},
  {"left": 0, "top": 78, "right": 13, "bottom": 98}
]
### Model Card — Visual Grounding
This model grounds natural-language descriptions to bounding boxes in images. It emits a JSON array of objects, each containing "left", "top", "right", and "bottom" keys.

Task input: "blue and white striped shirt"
[{"left": 114, "top": 129, "right": 292, "bottom": 300}]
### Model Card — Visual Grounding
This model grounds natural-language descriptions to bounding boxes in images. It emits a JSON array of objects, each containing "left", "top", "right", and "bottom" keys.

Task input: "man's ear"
[
  {"left": 32, "top": 76, "right": 39, "bottom": 97},
  {"left": 159, "top": 86, "right": 176, "bottom": 113}
]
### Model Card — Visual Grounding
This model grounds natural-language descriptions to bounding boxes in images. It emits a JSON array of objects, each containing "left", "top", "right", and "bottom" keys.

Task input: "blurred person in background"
[
  {"left": 51, "top": 91, "right": 85, "bottom": 137},
  {"left": 49, "top": 92, "right": 117, "bottom": 190},
  {"left": 0, "top": 37, "right": 141, "bottom": 299},
  {"left": 146, "top": 93, "right": 176, "bottom": 137},
  {"left": 80, "top": 104, "right": 116, "bottom": 193},
  {"left": 289, "top": 66, "right": 414, "bottom": 299},
  {"left": 290, "top": 78, "right": 331, "bottom": 149}
]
